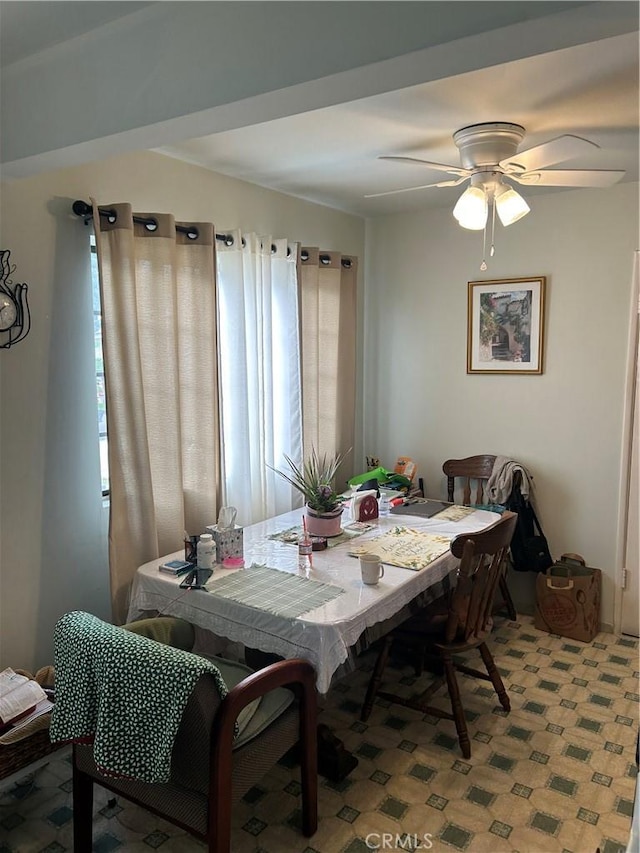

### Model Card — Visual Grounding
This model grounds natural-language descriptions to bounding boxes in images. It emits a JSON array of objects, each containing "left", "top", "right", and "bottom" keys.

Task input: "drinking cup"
[{"left": 360, "top": 554, "right": 384, "bottom": 585}]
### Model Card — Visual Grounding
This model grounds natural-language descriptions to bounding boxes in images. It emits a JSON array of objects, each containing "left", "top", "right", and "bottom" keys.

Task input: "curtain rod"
[
  {"left": 301, "top": 249, "right": 352, "bottom": 269},
  {"left": 73, "top": 201, "right": 352, "bottom": 266},
  {"left": 72, "top": 200, "right": 234, "bottom": 246}
]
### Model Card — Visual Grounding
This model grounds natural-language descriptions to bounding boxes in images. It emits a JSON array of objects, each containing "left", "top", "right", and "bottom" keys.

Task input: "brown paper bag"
[{"left": 534, "top": 554, "right": 601, "bottom": 643}]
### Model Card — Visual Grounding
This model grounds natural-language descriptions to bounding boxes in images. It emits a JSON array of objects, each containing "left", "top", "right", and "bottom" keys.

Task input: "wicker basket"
[{"left": 0, "top": 716, "right": 62, "bottom": 781}]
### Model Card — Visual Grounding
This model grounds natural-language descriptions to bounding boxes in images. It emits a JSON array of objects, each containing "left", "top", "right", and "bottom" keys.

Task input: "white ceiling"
[
  {"left": 1, "top": 2, "right": 637, "bottom": 218},
  {"left": 0, "top": 2, "right": 154, "bottom": 67},
  {"left": 158, "top": 30, "right": 639, "bottom": 217}
]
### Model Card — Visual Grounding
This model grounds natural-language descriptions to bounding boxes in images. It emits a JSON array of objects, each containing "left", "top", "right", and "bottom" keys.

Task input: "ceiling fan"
[{"left": 368, "top": 122, "right": 625, "bottom": 269}]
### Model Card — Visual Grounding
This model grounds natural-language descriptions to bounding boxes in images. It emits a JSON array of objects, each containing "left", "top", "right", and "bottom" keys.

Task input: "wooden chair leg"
[
  {"left": 209, "top": 753, "right": 232, "bottom": 853},
  {"left": 442, "top": 654, "right": 471, "bottom": 760},
  {"left": 479, "top": 642, "right": 510, "bottom": 712},
  {"left": 299, "top": 691, "right": 318, "bottom": 836},
  {"left": 208, "top": 799, "right": 230, "bottom": 853},
  {"left": 72, "top": 751, "right": 94, "bottom": 852},
  {"left": 498, "top": 574, "right": 517, "bottom": 620},
  {"left": 361, "top": 635, "right": 393, "bottom": 721}
]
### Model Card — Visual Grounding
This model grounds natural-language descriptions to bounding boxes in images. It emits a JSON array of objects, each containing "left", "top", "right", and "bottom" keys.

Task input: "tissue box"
[{"left": 206, "top": 524, "right": 243, "bottom": 563}]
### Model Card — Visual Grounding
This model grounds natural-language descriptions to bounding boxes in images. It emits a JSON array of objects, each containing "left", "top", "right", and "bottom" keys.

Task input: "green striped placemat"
[{"left": 210, "top": 565, "right": 344, "bottom": 618}]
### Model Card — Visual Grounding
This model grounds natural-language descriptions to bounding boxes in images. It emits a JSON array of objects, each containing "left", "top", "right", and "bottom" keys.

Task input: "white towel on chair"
[{"left": 486, "top": 456, "right": 533, "bottom": 504}]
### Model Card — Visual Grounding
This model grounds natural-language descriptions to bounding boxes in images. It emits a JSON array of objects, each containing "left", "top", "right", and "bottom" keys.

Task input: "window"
[{"left": 90, "top": 240, "right": 109, "bottom": 495}]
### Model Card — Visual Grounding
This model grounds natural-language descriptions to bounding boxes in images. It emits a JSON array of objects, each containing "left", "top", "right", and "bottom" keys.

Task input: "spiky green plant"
[{"left": 270, "top": 447, "right": 350, "bottom": 512}]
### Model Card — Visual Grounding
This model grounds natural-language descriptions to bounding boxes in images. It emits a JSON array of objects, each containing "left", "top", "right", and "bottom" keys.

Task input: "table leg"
[
  {"left": 317, "top": 724, "right": 358, "bottom": 782},
  {"left": 245, "top": 648, "right": 359, "bottom": 782}
]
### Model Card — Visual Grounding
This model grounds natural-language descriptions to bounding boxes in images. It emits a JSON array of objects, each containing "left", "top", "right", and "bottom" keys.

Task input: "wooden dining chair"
[
  {"left": 360, "top": 511, "right": 517, "bottom": 759},
  {"left": 56, "top": 615, "right": 318, "bottom": 853},
  {"left": 443, "top": 455, "right": 517, "bottom": 620}
]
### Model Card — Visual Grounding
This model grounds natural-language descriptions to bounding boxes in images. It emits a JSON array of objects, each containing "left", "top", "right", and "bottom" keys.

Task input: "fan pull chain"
[
  {"left": 480, "top": 194, "right": 497, "bottom": 270},
  {"left": 490, "top": 196, "right": 496, "bottom": 257},
  {"left": 480, "top": 221, "right": 488, "bottom": 271}
]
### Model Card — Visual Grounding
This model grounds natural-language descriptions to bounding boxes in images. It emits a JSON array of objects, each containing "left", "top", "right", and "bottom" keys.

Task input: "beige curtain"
[
  {"left": 93, "top": 202, "right": 220, "bottom": 623},
  {"left": 299, "top": 248, "right": 357, "bottom": 479}
]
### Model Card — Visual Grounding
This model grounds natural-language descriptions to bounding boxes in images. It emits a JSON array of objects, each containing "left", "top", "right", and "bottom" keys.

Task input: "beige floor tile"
[
  {"left": 507, "top": 821, "right": 564, "bottom": 853},
  {"left": 434, "top": 766, "right": 491, "bottom": 799},
  {"left": 594, "top": 807, "right": 638, "bottom": 845},
  {"left": 382, "top": 772, "right": 433, "bottom": 805},
  {"left": 1, "top": 616, "right": 635, "bottom": 853},
  {"left": 295, "top": 814, "right": 355, "bottom": 851},
  {"left": 253, "top": 788, "right": 300, "bottom": 824},
  {"left": 258, "top": 819, "right": 329, "bottom": 853},
  {"left": 316, "top": 783, "right": 350, "bottom": 819},
  {"left": 342, "top": 777, "right": 389, "bottom": 812},
  {"left": 371, "top": 748, "right": 418, "bottom": 777},
  {"left": 465, "top": 828, "right": 518, "bottom": 852}
]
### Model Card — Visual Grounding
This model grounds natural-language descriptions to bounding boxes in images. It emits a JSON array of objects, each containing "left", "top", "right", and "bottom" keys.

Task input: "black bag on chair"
[{"left": 506, "top": 483, "right": 553, "bottom": 573}]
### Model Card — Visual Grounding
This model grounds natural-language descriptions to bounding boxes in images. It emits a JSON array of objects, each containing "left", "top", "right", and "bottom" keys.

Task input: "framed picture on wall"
[{"left": 467, "top": 276, "right": 546, "bottom": 374}]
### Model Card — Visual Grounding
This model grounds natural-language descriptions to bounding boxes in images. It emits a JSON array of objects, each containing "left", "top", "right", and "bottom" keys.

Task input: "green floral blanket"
[{"left": 50, "top": 611, "right": 229, "bottom": 783}]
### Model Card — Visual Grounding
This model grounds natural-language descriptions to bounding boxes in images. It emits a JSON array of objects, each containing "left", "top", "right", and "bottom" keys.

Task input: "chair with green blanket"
[{"left": 51, "top": 612, "right": 317, "bottom": 853}]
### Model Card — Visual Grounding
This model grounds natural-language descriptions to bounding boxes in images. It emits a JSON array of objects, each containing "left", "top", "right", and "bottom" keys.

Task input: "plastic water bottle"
[
  {"left": 298, "top": 533, "right": 313, "bottom": 570},
  {"left": 197, "top": 533, "right": 215, "bottom": 569},
  {"left": 379, "top": 494, "right": 391, "bottom": 516}
]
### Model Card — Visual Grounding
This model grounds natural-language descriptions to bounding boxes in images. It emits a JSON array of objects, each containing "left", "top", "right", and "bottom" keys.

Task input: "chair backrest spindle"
[
  {"left": 443, "top": 455, "right": 496, "bottom": 505},
  {"left": 446, "top": 511, "right": 517, "bottom": 644}
]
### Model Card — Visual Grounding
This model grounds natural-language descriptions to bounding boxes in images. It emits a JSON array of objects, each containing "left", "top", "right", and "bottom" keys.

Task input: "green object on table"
[
  {"left": 348, "top": 467, "right": 412, "bottom": 488},
  {"left": 348, "top": 466, "right": 391, "bottom": 486},
  {"left": 471, "top": 504, "right": 506, "bottom": 514},
  {"left": 384, "top": 473, "right": 412, "bottom": 489}
]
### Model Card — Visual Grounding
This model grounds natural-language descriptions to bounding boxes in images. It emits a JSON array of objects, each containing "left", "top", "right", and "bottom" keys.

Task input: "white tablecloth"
[{"left": 128, "top": 505, "right": 500, "bottom": 693}]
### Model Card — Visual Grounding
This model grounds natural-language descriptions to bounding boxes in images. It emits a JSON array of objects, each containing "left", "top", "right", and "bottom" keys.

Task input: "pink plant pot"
[{"left": 305, "top": 505, "right": 344, "bottom": 537}]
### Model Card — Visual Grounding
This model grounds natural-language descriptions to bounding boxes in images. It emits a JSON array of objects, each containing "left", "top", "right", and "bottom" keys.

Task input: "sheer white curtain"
[{"left": 217, "top": 233, "right": 302, "bottom": 525}]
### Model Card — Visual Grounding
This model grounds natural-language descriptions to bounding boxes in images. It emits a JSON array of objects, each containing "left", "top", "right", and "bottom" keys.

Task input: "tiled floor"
[{"left": 0, "top": 616, "right": 637, "bottom": 852}]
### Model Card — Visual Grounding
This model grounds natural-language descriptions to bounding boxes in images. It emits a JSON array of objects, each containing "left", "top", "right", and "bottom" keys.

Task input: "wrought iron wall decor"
[{"left": 0, "top": 250, "right": 30, "bottom": 348}]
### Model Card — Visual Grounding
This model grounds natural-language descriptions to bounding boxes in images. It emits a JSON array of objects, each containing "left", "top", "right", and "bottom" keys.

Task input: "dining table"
[{"left": 127, "top": 500, "right": 502, "bottom": 694}]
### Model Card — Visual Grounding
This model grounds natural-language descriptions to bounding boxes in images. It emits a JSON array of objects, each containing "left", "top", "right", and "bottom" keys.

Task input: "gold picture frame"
[{"left": 467, "top": 276, "right": 546, "bottom": 374}]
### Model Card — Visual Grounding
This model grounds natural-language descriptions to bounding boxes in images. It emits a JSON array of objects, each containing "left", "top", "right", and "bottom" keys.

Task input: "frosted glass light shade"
[
  {"left": 495, "top": 188, "right": 530, "bottom": 226},
  {"left": 453, "top": 186, "right": 488, "bottom": 230}
]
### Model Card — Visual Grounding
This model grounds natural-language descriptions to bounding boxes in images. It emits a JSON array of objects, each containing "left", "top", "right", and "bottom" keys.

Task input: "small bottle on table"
[
  {"left": 298, "top": 518, "right": 313, "bottom": 570},
  {"left": 197, "top": 533, "right": 215, "bottom": 570}
]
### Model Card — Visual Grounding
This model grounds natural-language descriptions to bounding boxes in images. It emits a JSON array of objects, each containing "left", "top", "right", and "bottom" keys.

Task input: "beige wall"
[
  {"left": 1, "top": 150, "right": 636, "bottom": 669},
  {"left": 0, "top": 151, "right": 365, "bottom": 671},
  {"left": 364, "top": 181, "right": 639, "bottom": 629}
]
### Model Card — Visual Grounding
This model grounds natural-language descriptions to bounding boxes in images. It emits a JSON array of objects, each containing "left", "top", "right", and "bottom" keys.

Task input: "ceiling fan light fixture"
[
  {"left": 373, "top": 121, "right": 624, "bottom": 268},
  {"left": 495, "top": 186, "right": 530, "bottom": 226},
  {"left": 453, "top": 186, "right": 487, "bottom": 230}
]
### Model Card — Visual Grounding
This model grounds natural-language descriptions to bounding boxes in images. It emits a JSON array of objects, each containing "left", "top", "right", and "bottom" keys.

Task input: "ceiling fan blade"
[
  {"left": 512, "top": 169, "right": 625, "bottom": 188},
  {"left": 365, "top": 176, "right": 468, "bottom": 199},
  {"left": 378, "top": 155, "right": 469, "bottom": 177},
  {"left": 500, "top": 135, "right": 599, "bottom": 173}
]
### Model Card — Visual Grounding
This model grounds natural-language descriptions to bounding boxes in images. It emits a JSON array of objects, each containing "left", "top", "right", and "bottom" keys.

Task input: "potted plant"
[{"left": 271, "top": 447, "right": 350, "bottom": 536}]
